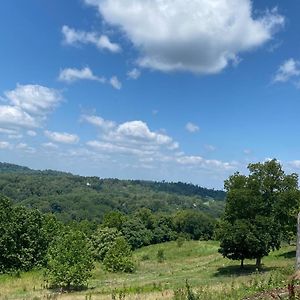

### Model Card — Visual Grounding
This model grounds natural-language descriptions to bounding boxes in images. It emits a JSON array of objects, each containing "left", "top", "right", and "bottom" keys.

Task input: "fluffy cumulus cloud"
[
  {"left": 59, "top": 67, "right": 106, "bottom": 83},
  {"left": 4, "top": 84, "right": 62, "bottom": 116},
  {"left": 81, "top": 114, "right": 116, "bottom": 130},
  {"left": 85, "top": 116, "right": 179, "bottom": 154},
  {"left": 85, "top": 0, "right": 284, "bottom": 73},
  {"left": 83, "top": 113, "right": 234, "bottom": 173},
  {"left": 0, "top": 84, "right": 62, "bottom": 132},
  {"left": 45, "top": 130, "right": 79, "bottom": 144},
  {"left": 185, "top": 122, "right": 200, "bottom": 133},
  {"left": 62, "top": 25, "right": 121, "bottom": 53},
  {"left": 273, "top": 58, "right": 300, "bottom": 84},
  {"left": 0, "top": 105, "right": 37, "bottom": 128}
]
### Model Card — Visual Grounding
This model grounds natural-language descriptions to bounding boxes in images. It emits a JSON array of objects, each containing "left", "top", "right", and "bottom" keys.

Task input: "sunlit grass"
[{"left": 0, "top": 240, "right": 295, "bottom": 299}]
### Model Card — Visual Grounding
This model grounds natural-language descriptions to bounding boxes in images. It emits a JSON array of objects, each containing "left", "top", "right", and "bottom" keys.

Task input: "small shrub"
[
  {"left": 173, "top": 281, "right": 199, "bottom": 300},
  {"left": 45, "top": 229, "right": 94, "bottom": 290},
  {"left": 157, "top": 249, "right": 165, "bottom": 263},
  {"left": 177, "top": 236, "right": 185, "bottom": 248},
  {"left": 103, "top": 237, "right": 135, "bottom": 273}
]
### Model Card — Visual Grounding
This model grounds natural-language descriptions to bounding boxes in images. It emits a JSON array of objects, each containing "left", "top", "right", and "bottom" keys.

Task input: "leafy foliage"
[
  {"left": 218, "top": 159, "right": 300, "bottom": 267},
  {"left": 174, "top": 210, "right": 215, "bottom": 240},
  {"left": 0, "top": 195, "right": 48, "bottom": 273},
  {"left": 46, "top": 229, "right": 94, "bottom": 289},
  {"left": 92, "top": 227, "right": 122, "bottom": 261},
  {"left": 103, "top": 237, "right": 135, "bottom": 273},
  {"left": 0, "top": 162, "right": 225, "bottom": 223},
  {"left": 121, "top": 218, "right": 153, "bottom": 249}
]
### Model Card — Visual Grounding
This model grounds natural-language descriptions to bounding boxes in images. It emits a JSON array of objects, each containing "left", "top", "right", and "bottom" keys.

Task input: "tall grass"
[{"left": 0, "top": 241, "right": 296, "bottom": 299}]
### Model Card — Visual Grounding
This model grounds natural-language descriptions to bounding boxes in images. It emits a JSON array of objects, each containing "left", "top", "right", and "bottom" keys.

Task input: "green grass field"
[{"left": 0, "top": 240, "right": 296, "bottom": 300}]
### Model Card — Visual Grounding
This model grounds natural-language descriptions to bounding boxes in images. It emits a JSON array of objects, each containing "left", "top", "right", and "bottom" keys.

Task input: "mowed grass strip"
[{"left": 0, "top": 240, "right": 295, "bottom": 299}]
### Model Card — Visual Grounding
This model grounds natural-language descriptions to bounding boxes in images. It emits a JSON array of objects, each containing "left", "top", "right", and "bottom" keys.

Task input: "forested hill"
[{"left": 0, "top": 162, "right": 226, "bottom": 222}]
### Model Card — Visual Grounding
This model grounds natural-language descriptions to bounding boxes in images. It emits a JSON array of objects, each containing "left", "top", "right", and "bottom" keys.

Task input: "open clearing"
[{"left": 0, "top": 240, "right": 295, "bottom": 300}]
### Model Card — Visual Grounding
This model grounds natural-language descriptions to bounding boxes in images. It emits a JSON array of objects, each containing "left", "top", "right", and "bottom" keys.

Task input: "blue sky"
[{"left": 0, "top": 0, "right": 300, "bottom": 188}]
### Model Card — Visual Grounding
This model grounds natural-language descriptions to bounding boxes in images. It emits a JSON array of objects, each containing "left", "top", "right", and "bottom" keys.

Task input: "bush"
[
  {"left": 177, "top": 236, "right": 185, "bottom": 248},
  {"left": 46, "top": 230, "right": 94, "bottom": 290},
  {"left": 103, "top": 237, "right": 135, "bottom": 273},
  {"left": 121, "top": 218, "right": 153, "bottom": 249},
  {"left": 0, "top": 196, "right": 48, "bottom": 273},
  {"left": 91, "top": 227, "right": 122, "bottom": 261},
  {"left": 157, "top": 249, "right": 165, "bottom": 263}
]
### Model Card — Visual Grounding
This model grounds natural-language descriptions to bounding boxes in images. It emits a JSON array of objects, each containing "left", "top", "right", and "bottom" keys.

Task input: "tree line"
[{"left": 0, "top": 162, "right": 225, "bottom": 223}]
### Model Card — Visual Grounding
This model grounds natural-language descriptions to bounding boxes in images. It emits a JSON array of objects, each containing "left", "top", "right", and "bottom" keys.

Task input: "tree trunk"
[
  {"left": 256, "top": 257, "right": 261, "bottom": 269},
  {"left": 240, "top": 258, "right": 244, "bottom": 269}
]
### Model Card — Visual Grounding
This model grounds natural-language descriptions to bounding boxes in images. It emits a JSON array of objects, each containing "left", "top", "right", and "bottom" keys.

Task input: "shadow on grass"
[
  {"left": 277, "top": 250, "right": 296, "bottom": 259},
  {"left": 213, "top": 264, "right": 279, "bottom": 277}
]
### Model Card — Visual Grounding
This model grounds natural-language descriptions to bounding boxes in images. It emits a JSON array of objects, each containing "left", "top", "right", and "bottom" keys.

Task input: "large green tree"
[{"left": 218, "top": 159, "right": 300, "bottom": 268}]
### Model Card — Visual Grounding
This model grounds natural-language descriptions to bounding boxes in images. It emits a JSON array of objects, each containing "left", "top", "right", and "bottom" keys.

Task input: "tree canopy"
[{"left": 217, "top": 159, "right": 300, "bottom": 268}]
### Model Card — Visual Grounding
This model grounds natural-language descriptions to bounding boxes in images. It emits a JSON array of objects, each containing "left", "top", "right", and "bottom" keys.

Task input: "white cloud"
[
  {"left": 0, "top": 84, "right": 62, "bottom": 131},
  {"left": 87, "top": 140, "right": 149, "bottom": 156},
  {"left": 205, "top": 144, "right": 216, "bottom": 152},
  {"left": 0, "top": 105, "right": 38, "bottom": 128},
  {"left": 287, "top": 160, "right": 300, "bottom": 169},
  {"left": 243, "top": 149, "right": 252, "bottom": 155},
  {"left": 87, "top": 117, "right": 178, "bottom": 157},
  {"left": 127, "top": 68, "right": 141, "bottom": 80},
  {"left": 58, "top": 67, "right": 106, "bottom": 83},
  {"left": 84, "top": 117, "right": 235, "bottom": 175},
  {"left": 16, "top": 143, "right": 36, "bottom": 154},
  {"left": 5, "top": 84, "right": 62, "bottom": 116},
  {"left": 273, "top": 58, "right": 300, "bottom": 83},
  {"left": 0, "top": 128, "right": 17, "bottom": 135},
  {"left": 8, "top": 134, "right": 23, "bottom": 139},
  {"left": 186, "top": 122, "right": 200, "bottom": 133},
  {"left": 45, "top": 130, "right": 79, "bottom": 144},
  {"left": 0, "top": 141, "right": 12, "bottom": 149},
  {"left": 85, "top": 0, "right": 284, "bottom": 73},
  {"left": 110, "top": 76, "right": 122, "bottom": 90},
  {"left": 27, "top": 130, "right": 37, "bottom": 137},
  {"left": 42, "top": 142, "right": 59, "bottom": 149},
  {"left": 110, "top": 120, "right": 174, "bottom": 146},
  {"left": 59, "top": 67, "right": 123, "bottom": 90},
  {"left": 81, "top": 114, "right": 116, "bottom": 130},
  {"left": 62, "top": 25, "right": 121, "bottom": 53}
]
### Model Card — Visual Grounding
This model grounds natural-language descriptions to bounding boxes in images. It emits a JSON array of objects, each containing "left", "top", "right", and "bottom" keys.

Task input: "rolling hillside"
[{"left": 0, "top": 162, "right": 226, "bottom": 222}]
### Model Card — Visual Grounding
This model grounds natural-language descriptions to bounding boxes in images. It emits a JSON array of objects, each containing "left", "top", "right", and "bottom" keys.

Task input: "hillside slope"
[{"left": 0, "top": 162, "right": 226, "bottom": 222}]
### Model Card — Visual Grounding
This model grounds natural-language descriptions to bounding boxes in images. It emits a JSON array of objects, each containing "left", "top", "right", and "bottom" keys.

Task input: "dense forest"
[
  {"left": 0, "top": 162, "right": 226, "bottom": 223},
  {"left": 0, "top": 162, "right": 222, "bottom": 286}
]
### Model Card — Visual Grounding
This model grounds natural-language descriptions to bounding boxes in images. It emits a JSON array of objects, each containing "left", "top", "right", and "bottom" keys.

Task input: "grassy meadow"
[{"left": 0, "top": 240, "right": 296, "bottom": 300}]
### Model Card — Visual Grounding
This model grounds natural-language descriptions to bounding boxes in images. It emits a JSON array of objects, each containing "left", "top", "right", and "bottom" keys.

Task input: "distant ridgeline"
[{"left": 0, "top": 162, "right": 226, "bottom": 223}]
